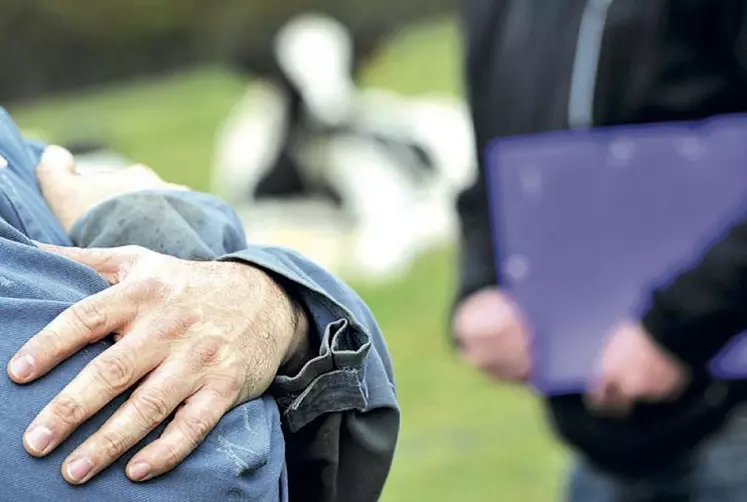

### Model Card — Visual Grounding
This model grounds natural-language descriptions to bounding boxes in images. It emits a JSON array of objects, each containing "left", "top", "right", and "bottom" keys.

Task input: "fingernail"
[
  {"left": 25, "top": 425, "right": 53, "bottom": 454},
  {"left": 10, "top": 353, "right": 35, "bottom": 380},
  {"left": 67, "top": 457, "right": 94, "bottom": 483},
  {"left": 128, "top": 462, "right": 151, "bottom": 482}
]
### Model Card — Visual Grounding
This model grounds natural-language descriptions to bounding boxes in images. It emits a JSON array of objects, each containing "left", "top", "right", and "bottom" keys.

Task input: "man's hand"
[
  {"left": 37, "top": 145, "right": 188, "bottom": 232},
  {"left": 587, "top": 323, "right": 691, "bottom": 416},
  {"left": 453, "top": 288, "right": 531, "bottom": 382},
  {"left": 7, "top": 244, "right": 309, "bottom": 485}
]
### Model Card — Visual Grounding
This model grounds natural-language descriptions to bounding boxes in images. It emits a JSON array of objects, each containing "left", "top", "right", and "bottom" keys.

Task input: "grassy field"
[{"left": 9, "top": 16, "right": 565, "bottom": 502}]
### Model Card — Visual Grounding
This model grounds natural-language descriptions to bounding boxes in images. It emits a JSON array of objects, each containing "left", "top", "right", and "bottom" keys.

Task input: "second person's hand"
[
  {"left": 453, "top": 288, "right": 532, "bottom": 383},
  {"left": 587, "top": 322, "right": 691, "bottom": 416}
]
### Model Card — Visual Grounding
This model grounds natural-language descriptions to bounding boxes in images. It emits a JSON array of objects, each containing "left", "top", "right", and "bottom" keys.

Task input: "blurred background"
[{"left": 3, "top": 2, "right": 565, "bottom": 500}]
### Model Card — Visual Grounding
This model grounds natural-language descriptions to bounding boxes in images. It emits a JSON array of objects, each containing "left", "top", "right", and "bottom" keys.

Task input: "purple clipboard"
[{"left": 486, "top": 115, "right": 747, "bottom": 396}]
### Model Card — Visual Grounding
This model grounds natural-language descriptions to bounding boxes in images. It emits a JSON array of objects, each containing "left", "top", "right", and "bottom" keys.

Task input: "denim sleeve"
[
  {"left": 69, "top": 189, "right": 247, "bottom": 261},
  {"left": 72, "top": 190, "right": 400, "bottom": 502},
  {"left": 221, "top": 246, "right": 400, "bottom": 502}
]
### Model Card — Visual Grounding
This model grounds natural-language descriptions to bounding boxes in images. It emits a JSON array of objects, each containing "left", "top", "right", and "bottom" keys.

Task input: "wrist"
[
  {"left": 280, "top": 299, "right": 312, "bottom": 375},
  {"left": 254, "top": 268, "right": 313, "bottom": 375}
]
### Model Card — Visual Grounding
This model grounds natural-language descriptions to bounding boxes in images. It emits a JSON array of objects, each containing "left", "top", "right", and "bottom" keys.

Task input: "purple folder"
[{"left": 486, "top": 115, "right": 747, "bottom": 396}]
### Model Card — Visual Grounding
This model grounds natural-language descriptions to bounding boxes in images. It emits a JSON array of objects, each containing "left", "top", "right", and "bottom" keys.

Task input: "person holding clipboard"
[{"left": 454, "top": 1, "right": 747, "bottom": 500}]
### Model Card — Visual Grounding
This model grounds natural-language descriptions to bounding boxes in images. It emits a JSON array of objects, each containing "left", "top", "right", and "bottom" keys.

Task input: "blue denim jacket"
[{"left": 0, "top": 109, "right": 398, "bottom": 501}]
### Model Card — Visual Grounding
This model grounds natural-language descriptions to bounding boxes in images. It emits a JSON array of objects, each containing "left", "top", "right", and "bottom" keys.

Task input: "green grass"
[
  {"left": 8, "top": 16, "right": 565, "bottom": 502},
  {"left": 10, "top": 67, "right": 247, "bottom": 192}
]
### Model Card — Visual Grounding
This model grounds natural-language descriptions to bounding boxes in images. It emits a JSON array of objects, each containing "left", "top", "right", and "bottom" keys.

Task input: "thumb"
[
  {"left": 37, "top": 145, "right": 77, "bottom": 187},
  {"left": 36, "top": 243, "right": 143, "bottom": 284}
]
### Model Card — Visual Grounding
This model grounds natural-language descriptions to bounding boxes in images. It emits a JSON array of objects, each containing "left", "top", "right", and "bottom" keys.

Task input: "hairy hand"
[{"left": 8, "top": 244, "right": 309, "bottom": 484}]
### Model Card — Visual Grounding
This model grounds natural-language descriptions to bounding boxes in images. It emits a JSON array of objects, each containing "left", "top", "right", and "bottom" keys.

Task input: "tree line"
[{"left": 0, "top": 0, "right": 456, "bottom": 101}]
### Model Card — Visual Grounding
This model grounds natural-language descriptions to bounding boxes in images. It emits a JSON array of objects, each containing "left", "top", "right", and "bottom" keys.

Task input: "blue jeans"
[{"left": 566, "top": 407, "right": 747, "bottom": 502}]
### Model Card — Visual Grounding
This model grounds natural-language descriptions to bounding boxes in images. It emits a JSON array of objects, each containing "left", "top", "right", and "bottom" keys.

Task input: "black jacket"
[{"left": 459, "top": 0, "right": 747, "bottom": 477}]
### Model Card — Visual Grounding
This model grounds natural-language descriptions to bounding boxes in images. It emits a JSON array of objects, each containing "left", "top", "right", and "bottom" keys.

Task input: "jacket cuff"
[
  {"left": 273, "top": 319, "right": 369, "bottom": 432},
  {"left": 641, "top": 295, "right": 730, "bottom": 368},
  {"left": 219, "top": 249, "right": 375, "bottom": 433}
]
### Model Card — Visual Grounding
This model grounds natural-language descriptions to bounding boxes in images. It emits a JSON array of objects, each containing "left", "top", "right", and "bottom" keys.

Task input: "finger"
[
  {"left": 23, "top": 331, "right": 164, "bottom": 457},
  {"left": 605, "top": 386, "right": 634, "bottom": 418},
  {"left": 8, "top": 284, "right": 137, "bottom": 383},
  {"left": 61, "top": 365, "right": 195, "bottom": 485},
  {"left": 481, "top": 352, "right": 531, "bottom": 382},
  {"left": 585, "top": 377, "right": 610, "bottom": 411},
  {"left": 126, "top": 387, "right": 230, "bottom": 482},
  {"left": 637, "top": 377, "right": 682, "bottom": 404},
  {"left": 586, "top": 375, "right": 618, "bottom": 409},
  {"left": 586, "top": 381, "right": 633, "bottom": 418},
  {"left": 37, "top": 244, "right": 143, "bottom": 282},
  {"left": 37, "top": 145, "right": 77, "bottom": 181}
]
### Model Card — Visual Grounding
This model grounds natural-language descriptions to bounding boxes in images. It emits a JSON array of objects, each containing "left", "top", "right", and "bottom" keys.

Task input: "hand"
[
  {"left": 37, "top": 145, "right": 188, "bottom": 232},
  {"left": 7, "top": 244, "right": 310, "bottom": 485},
  {"left": 587, "top": 322, "right": 691, "bottom": 416},
  {"left": 453, "top": 288, "right": 531, "bottom": 382}
]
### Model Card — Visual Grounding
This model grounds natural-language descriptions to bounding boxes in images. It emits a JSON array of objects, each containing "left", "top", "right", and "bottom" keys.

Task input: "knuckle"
[
  {"left": 149, "top": 316, "right": 187, "bottom": 343},
  {"left": 158, "top": 442, "right": 183, "bottom": 467},
  {"left": 69, "top": 301, "right": 108, "bottom": 339},
  {"left": 134, "top": 276, "right": 168, "bottom": 300},
  {"left": 37, "top": 327, "right": 66, "bottom": 359},
  {"left": 224, "top": 374, "right": 245, "bottom": 398},
  {"left": 166, "top": 306, "right": 201, "bottom": 337},
  {"left": 132, "top": 388, "right": 172, "bottom": 428},
  {"left": 86, "top": 248, "right": 120, "bottom": 273},
  {"left": 50, "top": 396, "right": 88, "bottom": 426},
  {"left": 192, "top": 336, "right": 224, "bottom": 367},
  {"left": 99, "top": 431, "right": 128, "bottom": 459},
  {"left": 208, "top": 373, "right": 244, "bottom": 403},
  {"left": 181, "top": 413, "right": 213, "bottom": 445},
  {"left": 93, "top": 352, "right": 135, "bottom": 392},
  {"left": 175, "top": 303, "right": 203, "bottom": 324},
  {"left": 89, "top": 248, "right": 113, "bottom": 264}
]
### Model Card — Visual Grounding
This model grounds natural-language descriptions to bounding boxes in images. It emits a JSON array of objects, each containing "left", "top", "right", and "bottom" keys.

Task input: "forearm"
[
  {"left": 643, "top": 1, "right": 747, "bottom": 364},
  {"left": 642, "top": 217, "right": 747, "bottom": 366}
]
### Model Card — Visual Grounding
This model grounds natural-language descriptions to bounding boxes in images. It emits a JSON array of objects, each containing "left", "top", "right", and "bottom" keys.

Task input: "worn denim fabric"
[
  {"left": 0, "top": 108, "right": 398, "bottom": 501},
  {"left": 566, "top": 407, "right": 747, "bottom": 502},
  {"left": 73, "top": 192, "right": 400, "bottom": 502}
]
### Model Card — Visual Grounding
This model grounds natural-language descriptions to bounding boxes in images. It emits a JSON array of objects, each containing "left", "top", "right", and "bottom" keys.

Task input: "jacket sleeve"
[
  {"left": 640, "top": 1, "right": 747, "bottom": 367},
  {"left": 453, "top": 0, "right": 506, "bottom": 310},
  {"left": 70, "top": 189, "right": 399, "bottom": 502},
  {"left": 641, "top": 217, "right": 747, "bottom": 367},
  {"left": 455, "top": 168, "right": 499, "bottom": 306}
]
